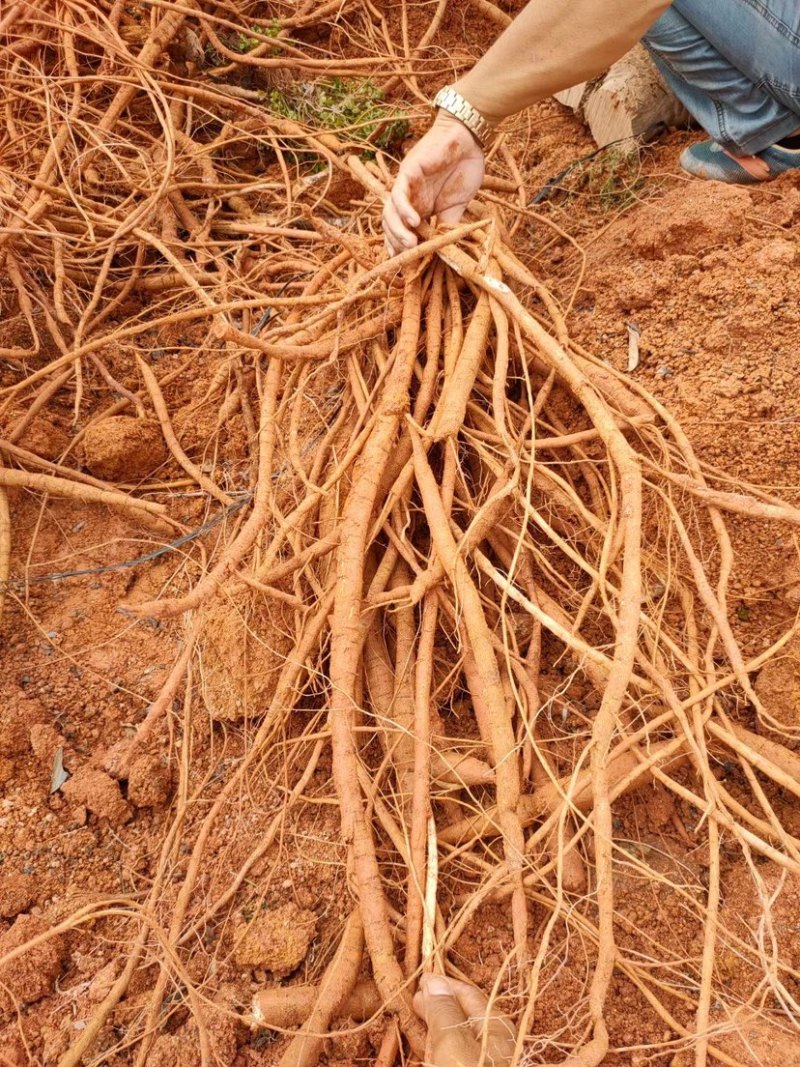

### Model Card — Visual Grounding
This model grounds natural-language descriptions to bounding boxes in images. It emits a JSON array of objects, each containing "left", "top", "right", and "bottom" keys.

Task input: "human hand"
[
  {"left": 413, "top": 974, "right": 517, "bottom": 1067},
  {"left": 382, "top": 113, "right": 485, "bottom": 256}
]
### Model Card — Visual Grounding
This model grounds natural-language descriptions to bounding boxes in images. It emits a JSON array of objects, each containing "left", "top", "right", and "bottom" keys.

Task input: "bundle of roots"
[{"left": 3, "top": 3, "right": 800, "bottom": 1066}]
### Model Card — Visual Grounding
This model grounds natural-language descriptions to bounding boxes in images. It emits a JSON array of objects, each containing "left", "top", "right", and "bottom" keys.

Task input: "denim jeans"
[{"left": 643, "top": 0, "right": 800, "bottom": 154}]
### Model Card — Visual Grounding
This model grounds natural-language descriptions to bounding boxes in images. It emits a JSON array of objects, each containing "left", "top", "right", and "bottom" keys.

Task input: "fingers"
[
  {"left": 383, "top": 172, "right": 420, "bottom": 256},
  {"left": 414, "top": 974, "right": 481, "bottom": 1067},
  {"left": 382, "top": 197, "right": 415, "bottom": 256},
  {"left": 414, "top": 976, "right": 517, "bottom": 1067},
  {"left": 446, "top": 979, "right": 517, "bottom": 1066},
  {"left": 393, "top": 172, "right": 421, "bottom": 231},
  {"left": 414, "top": 974, "right": 469, "bottom": 1034}
]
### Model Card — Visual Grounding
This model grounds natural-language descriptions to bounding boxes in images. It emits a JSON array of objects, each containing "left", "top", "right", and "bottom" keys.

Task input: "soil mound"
[
  {"left": 82, "top": 416, "right": 167, "bottom": 481},
  {"left": 199, "top": 592, "right": 295, "bottom": 722},
  {"left": 234, "top": 902, "right": 317, "bottom": 977},
  {"left": 0, "top": 916, "right": 65, "bottom": 1011},
  {"left": 755, "top": 633, "right": 800, "bottom": 735},
  {"left": 625, "top": 183, "right": 751, "bottom": 259}
]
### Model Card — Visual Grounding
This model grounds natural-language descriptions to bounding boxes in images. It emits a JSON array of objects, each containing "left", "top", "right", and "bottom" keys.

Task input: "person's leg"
[{"left": 643, "top": 1, "right": 800, "bottom": 157}]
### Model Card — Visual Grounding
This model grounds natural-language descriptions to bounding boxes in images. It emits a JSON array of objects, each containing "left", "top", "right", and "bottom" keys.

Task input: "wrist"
[
  {"left": 432, "top": 108, "right": 485, "bottom": 147},
  {"left": 432, "top": 85, "right": 498, "bottom": 148},
  {"left": 450, "top": 77, "right": 506, "bottom": 125}
]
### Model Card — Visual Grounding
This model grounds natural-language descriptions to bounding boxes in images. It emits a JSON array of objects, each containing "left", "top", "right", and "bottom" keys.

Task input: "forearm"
[{"left": 454, "top": 0, "right": 670, "bottom": 122}]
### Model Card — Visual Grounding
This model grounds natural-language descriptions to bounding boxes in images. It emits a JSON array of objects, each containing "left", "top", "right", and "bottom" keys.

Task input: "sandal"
[{"left": 680, "top": 139, "right": 800, "bottom": 184}]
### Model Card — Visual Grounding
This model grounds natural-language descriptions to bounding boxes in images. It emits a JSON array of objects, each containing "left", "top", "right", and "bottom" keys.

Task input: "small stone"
[{"left": 233, "top": 902, "right": 316, "bottom": 977}]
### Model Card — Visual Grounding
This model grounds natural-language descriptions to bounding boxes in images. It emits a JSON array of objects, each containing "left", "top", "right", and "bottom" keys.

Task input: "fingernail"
[{"left": 424, "top": 975, "right": 452, "bottom": 996}]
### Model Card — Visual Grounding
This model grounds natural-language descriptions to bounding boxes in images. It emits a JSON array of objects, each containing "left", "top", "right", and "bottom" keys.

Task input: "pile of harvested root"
[{"left": 3, "top": 2, "right": 800, "bottom": 1066}]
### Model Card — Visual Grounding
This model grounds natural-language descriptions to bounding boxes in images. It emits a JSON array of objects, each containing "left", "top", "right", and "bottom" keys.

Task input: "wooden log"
[
  {"left": 554, "top": 84, "right": 588, "bottom": 112},
  {"left": 555, "top": 46, "right": 689, "bottom": 150}
]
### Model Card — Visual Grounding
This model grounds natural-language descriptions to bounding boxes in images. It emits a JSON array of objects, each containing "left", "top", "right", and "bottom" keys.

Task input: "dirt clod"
[
  {"left": 88, "top": 961, "right": 119, "bottom": 1002},
  {"left": 0, "top": 706, "right": 30, "bottom": 758},
  {"left": 0, "top": 1024, "right": 26, "bottom": 1065},
  {"left": 753, "top": 237, "right": 797, "bottom": 272},
  {"left": 147, "top": 1008, "right": 239, "bottom": 1067},
  {"left": 673, "top": 1007, "right": 800, "bottom": 1067},
  {"left": 0, "top": 872, "right": 35, "bottom": 919},
  {"left": 234, "top": 902, "right": 317, "bottom": 977},
  {"left": 0, "top": 915, "right": 65, "bottom": 1011},
  {"left": 754, "top": 633, "right": 800, "bottom": 734},
  {"left": 82, "top": 416, "right": 167, "bottom": 481},
  {"left": 28, "top": 722, "right": 64, "bottom": 765},
  {"left": 200, "top": 593, "right": 294, "bottom": 721},
  {"left": 127, "top": 752, "right": 172, "bottom": 808},
  {"left": 18, "top": 420, "right": 70, "bottom": 462},
  {"left": 63, "top": 766, "right": 131, "bottom": 825}
]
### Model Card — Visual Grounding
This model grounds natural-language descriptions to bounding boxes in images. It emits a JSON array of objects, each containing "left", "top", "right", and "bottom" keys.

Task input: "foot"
[{"left": 680, "top": 139, "right": 800, "bottom": 184}]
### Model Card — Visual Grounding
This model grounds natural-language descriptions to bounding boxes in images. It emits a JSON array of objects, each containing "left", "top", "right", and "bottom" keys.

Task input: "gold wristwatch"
[{"left": 432, "top": 86, "right": 494, "bottom": 147}]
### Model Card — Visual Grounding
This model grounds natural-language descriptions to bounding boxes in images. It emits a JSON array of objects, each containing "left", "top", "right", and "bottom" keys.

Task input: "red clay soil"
[{"left": 2, "top": 4, "right": 800, "bottom": 1065}]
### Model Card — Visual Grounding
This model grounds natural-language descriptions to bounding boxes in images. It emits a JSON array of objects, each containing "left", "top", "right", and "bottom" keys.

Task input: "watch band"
[{"left": 432, "top": 86, "right": 494, "bottom": 147}]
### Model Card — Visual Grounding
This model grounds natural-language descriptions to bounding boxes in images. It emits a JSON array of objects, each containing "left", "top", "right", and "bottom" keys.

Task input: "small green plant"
[
  {"left": 571, "top": 146, "right": 644, "bottom": 212},
  {"left": 255, "top": 18, "right": 282, "bottom": 38},
  {"left": 264, "top": 77, "right": 409, "bottom": 162},
  {"left": 228, "top": 19, "right": 282, "bottom": 53},
  {"left": 231, "top": 32, "right": 260, "bottom": 53}
]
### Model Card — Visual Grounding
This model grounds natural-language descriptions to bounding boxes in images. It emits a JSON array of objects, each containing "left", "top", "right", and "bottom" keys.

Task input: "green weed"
[
  {"left": 571, "top": 147, "right": 643, "bottom": 212},
  {"left": 254, "top": 18, "right": 283, "bottom": 39},
  {"left": 264, "top": 77, "right": 409, "bottom": 160},
  {"left": 225, "top": 19, "right": 283, "bottom": 54}
]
